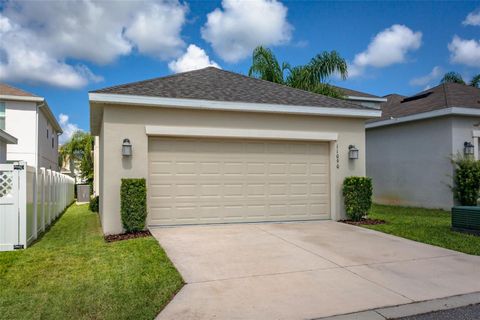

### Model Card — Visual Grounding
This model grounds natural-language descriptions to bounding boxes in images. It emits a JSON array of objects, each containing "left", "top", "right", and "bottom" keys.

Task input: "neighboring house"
[
  {"left": 0, "top": 83, "right": 62, "bottom": 170},
  {"left": 89, "top": 67, "right": 381, "bottom": 234},
  {"left": 60, "top": 154, "right": 84, "bottom": 183},
  {"left": 366, "top": 83, "right": 480, "bottom": 210},
  {"left": 0, "top": 129, "right": 17, "bottom": 162},
  {"left": 332, "top": 85, "right": 387, "bottom": 109}
]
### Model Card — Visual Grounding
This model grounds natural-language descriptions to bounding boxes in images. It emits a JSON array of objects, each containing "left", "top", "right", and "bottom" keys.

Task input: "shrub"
[
  {"left": 89, "top": 195, "right": 99, "bottom": 213},
  {"left": 343, "top": 177, "right": 373, "bottom": 221},
  {"left": 120, "top": 178, "right": 147, "bottom": 233},
  {"left": 453, "top": 157, "right": 480, "bottom": 206}
]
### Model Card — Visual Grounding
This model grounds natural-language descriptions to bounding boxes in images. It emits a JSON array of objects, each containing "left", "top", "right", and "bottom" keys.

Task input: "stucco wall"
[
  {"left": 98, "top": 104, "right": 368, "bottom": 235},
  {"left": 451, "top": 116, "right": 480, "bottom": 160},
  {"left": 37, "top": 108, "right": 60, "bottom": 170},
  {"left": 93, "top": 136, "right": 100, "bottom": 195},
  {"left": 4, "top": 100, "right": 59, "bottom": 170},
  {"left": 5, "top": 100, "right": 37, "bottom": 166},
  {"left": 366, "top": 116, "right": 455, "bottom": 210}
]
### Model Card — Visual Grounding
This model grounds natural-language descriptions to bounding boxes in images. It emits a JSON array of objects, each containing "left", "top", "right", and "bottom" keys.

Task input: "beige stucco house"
[{"left": 89, "top": 67, "right": 381, "bottom": 235}]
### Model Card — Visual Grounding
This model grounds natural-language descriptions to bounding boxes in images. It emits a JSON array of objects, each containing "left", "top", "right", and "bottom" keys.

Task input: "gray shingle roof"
[
  {"left": 369, "top": 83, "right": 480, "bottom": 123},
  {"left": 92, "top": 67, "right": 375, "bottom": 110},
  {"left": 331, "top": 85, "right": 380, "bottom": 98}
]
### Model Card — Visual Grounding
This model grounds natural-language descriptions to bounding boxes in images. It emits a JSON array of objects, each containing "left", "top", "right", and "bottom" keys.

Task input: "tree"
[
  {"left": 248, "top": 46, "right": 347, "bottom": 98},
  {"left": 440, "top": 72, "right": 480, "bottom": 87},
  {"left": 59, "top": 131, "right": 94, "bottom": 185},
  {"left": 440, "top": 72, "right": 466, "bottom": 84},
  {"left": 470, "top": 74, "right": 480, "bottom": 88}
]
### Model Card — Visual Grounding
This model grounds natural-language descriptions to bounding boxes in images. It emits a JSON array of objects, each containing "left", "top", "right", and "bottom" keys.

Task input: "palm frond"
[
  {"left": 440, "top": 71, "right": 466, "bottom": 85},
  {"left": 470, "top": 74, "right": 480, "bottom": 88},
  {"left": 248, "top": 46, "right": 285, "bottom": 84}
]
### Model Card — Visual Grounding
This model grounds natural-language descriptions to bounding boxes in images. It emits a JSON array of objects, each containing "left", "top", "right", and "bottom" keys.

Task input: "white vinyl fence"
[{"left": 0, "top": 161, "right": 75, "bottom": 251}]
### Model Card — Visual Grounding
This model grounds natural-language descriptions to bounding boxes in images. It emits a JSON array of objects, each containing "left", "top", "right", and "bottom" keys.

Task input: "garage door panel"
[{"left": 148, "top": 137, "right": 330, "bottom": 225}]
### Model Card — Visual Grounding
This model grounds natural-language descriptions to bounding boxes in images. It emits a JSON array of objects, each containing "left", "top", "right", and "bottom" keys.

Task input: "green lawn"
[
  {"left": 0, "top": 204, "right": 183, "bottom": 320},
  {"left": 365, "top": 204, "right": 480, "bottom": 255}
]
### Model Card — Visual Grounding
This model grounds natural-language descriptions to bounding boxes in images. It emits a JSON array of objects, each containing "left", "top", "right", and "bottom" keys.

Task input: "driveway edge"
[{"left": 316, "top": 291, "right": 480, "bottom": 320}]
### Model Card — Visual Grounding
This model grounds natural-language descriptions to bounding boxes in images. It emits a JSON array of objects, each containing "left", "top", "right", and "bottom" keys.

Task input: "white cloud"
[
  {"left": 463, "top": 10, "right": 480, "bottom": 26},
  {"left": 201, "top": 0, "right": 292, "bottom": 63},
  {"left": 124, "top": 2, "right": 187, "bottom": 59},
  {"left": 448, "top": 35, "right": 480, "bottom": 67},
  {"left": 0, "top": 1, "right": 188, "bottom": 88},
  {"left": 409, "top": 66, "right": 442, "bottom": 86},
  {"left": 58, "top": 113, "right": 81, "bottom": 145},
  {"left": 350, "top": 24, "right": 422, "bottom": 77},
  {"left": 168, "top": 44, "right": 220, "bottom": 73}
]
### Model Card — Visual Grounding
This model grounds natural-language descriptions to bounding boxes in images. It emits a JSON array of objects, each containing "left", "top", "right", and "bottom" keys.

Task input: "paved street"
[{"left": 397, "top": 304, "right": 480, "bottom": 320}]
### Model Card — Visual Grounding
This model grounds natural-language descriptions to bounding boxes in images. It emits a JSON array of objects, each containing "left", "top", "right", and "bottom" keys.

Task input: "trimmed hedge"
[
  {"left": 343, "top": 177, "right": 373, "bottom": 221},
  {"left": 453, "top": 157, "right": 480, "bottom": 206},
  {"left": 89, "top": 196, "right": 99, "bottom": 213},
  {"left": 121, "top": 178, "right": 147, "bottom": 233}
]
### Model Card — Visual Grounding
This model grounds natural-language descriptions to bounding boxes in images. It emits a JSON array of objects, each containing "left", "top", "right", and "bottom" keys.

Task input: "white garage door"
[{"left": 148, "top": 137, "right": 330, "bottom": 226}]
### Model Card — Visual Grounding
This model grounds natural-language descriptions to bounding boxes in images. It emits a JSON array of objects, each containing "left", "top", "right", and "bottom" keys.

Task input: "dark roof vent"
[{"left": 401, "top": 92, "right": 433, "bottom": 103}]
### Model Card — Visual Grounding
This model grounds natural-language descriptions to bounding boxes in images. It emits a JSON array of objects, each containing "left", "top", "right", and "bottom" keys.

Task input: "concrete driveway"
[{"left": 151, "top": 221, "right": 480, "bottom": 320}]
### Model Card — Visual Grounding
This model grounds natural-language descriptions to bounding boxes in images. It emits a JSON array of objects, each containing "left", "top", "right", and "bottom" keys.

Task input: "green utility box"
[{"left": 452, "top": 206, "right": 480, "bottom": 235}]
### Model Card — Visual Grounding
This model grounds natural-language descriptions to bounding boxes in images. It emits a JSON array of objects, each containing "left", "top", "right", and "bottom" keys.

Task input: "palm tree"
[
  {"left": 440, "top": 71, "right": 480, "bottom": 88},
  {"left": 440, "top": 72, "right": 466, "bottom": 84},
  {"left": 470, "top": 74, "right": 480, "bottom": 88},
  {"left": 248, "top": 46, "right": 348, "bottom": 98},
  {"left": 59, "top": 131, "right": 94, "bottom": 185},
  {"left": 248, "top": 46, "right": 289, "bottom": 84}
]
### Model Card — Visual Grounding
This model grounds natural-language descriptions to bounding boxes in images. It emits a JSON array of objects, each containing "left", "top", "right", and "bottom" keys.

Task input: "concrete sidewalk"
[{"left": 151, "top": 221, "right": 480, "bottom": 319}]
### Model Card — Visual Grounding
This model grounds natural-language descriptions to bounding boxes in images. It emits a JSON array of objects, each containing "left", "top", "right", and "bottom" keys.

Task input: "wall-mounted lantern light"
[
  {"left": 122, "top": 138, "right": 132, "bottom": 157},
  {"left": 464, "top": 141, "right": 474, "bottom": 156},
  {"left": 348, "top": 145, "right": 359, "bottom": 160}
]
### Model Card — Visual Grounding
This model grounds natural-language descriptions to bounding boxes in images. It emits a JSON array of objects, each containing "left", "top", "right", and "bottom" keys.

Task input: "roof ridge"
[
  {"left": 93, "top": 67, "right": 366, "bottom": 109},
  {"left": 442, "top": 83, "right": 450, "bottom": 107},
  {"left": 195, "top": 68, "right": 366, "bottom": 109},
  {"left": 89, "top": 67, "right": 217, "bottom": 93}
]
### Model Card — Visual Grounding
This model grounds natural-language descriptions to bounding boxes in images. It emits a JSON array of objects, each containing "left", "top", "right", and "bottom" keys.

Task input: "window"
[
  {"left": 47, "top": 129, "right": 49, "bottom": 138},
  {"left": 52, "top": 137, "right": 54, "bottom": 148},
  {"left": 0, "top": 102, "right": 5, "bottom": 130}
]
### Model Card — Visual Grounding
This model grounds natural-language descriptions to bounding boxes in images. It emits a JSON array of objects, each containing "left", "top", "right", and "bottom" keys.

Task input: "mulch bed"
[
  {"left": 340, "top": 218, "right": 386, "bottom": 226},
  {"left": 104, "top": 230, "right": 152, "bottom": 242}
]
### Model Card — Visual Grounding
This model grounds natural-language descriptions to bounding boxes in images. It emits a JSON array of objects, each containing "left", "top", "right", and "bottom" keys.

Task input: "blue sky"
[{"left": 1, "top": 1, "right": 479, "bottom": 138}]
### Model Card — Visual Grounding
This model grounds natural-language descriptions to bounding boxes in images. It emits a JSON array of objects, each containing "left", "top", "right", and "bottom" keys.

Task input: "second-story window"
[
  {"left": 47, "top": 128, "right": 49, "bottom": 138},
  {"left": 0, "top": 102, "right": 5, "bottom": 130},
  {"left": 52, "top": 137, "right": 54, "bottom": 148}
]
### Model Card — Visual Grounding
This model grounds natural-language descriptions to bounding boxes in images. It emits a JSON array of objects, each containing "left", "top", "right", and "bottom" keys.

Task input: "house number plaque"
[{"left": 336, "top": 144, "right": 340, "bottom": 169}]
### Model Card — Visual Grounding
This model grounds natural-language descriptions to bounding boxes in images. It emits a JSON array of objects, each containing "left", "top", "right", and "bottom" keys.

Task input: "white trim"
[
  {"left": 89, "top": 93, "right": 381, "bottom": 119},
  {"left": 346, "top": 95, "right": 387, "bottom": 103},
  {"left": 366, "top": 107, "right": 480, "bottom": 129},
  {"left": 0, "top": 95, "right": 44, "bottom": 102},
  {"left": 0, "top": 129, "right": 17, "bottom": 144},
  {"left": 145, "top": 125, "right": 338, "bottom": 141},
  {"left": 329, "top": 141, "right": 337, "bottom": 221}
]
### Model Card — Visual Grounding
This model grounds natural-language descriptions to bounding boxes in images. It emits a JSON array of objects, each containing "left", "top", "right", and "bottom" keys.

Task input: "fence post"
[
  {"left": 40, "top": 168, "right": 45, "bottom": 232},
  {"left": 32, "top": 167, "right": 37, "bottom": 241},
  {"left": 16, "top": 161, "right": 27, "bottom": 248}
]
